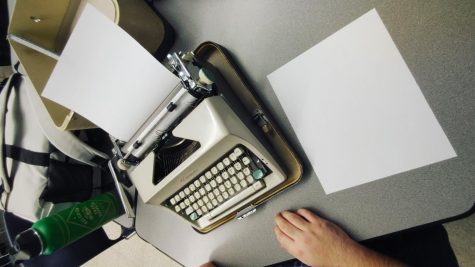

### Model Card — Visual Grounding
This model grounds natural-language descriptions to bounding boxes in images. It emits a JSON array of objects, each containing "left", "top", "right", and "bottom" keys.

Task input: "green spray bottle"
[{"left": 11, "top": 192, "right": 124, "bottom": 262}]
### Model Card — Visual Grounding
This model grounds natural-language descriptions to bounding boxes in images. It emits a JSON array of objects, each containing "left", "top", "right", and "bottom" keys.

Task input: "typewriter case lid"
[{"left": 7, "top": 0, "right": 173, "bottom": 130}]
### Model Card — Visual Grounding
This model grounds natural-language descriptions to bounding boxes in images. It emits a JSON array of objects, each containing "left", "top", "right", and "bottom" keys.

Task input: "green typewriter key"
[
  {"left": 252, "top": 169, "right": 264, "bottom": 180},
  {"left": 190, "top": 212, "right": 199, "bottom": 221}
]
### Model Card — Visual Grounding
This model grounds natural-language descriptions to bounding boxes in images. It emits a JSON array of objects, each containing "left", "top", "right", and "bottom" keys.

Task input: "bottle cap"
[{"left": 13, "top": 228, "right": 43, "bottom": 261}]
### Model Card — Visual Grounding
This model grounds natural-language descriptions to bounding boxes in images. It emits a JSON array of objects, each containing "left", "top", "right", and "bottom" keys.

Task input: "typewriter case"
[{"left": 186, "top": 42, "right": 303, "bottom": 233}]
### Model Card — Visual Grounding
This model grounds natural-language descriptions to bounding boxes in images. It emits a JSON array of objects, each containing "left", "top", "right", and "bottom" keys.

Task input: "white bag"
[{"left": 0, "top": 71, "right": 109, "bottom": 221}]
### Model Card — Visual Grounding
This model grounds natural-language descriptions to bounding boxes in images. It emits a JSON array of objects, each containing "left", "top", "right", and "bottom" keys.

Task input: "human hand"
[
  {"left": 274, "top": 209, "right": 406, "bottom": 267},
  {"left": 199, "top": 262, "right": 217, "bottom": 267}
]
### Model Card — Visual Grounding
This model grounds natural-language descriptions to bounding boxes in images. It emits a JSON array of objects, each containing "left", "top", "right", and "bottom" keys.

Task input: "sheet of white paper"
[
  {"left": 268, "top": 9, "right": 457, "bottom": 194},
  {"left": 42, "top": 4, "right": 179, "bottom": 141}
]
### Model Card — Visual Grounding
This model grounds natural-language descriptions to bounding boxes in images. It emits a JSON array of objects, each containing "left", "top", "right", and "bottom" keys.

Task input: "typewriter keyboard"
[{"left": 163, "top": 145, "right": 270, "bottom": 223}]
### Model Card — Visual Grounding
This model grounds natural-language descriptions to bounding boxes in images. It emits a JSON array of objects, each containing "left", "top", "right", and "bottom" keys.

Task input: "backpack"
[{"left": 0, "top": 68, "right": 110, "bottom": 222}]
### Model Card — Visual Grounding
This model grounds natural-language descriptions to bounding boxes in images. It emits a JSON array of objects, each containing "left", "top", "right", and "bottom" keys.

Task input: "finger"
[
  {"left": 296, "top": 208, "right": 322, "bottom": 224},
  {"left": 274, "top": 227, "right": 301, "bottom": 259},
  {"left": 274, "top": 226, "right": 294, "bottom": 248},
  {"left": 280, "top": 211, "right": 310, "bottom": 231},
  {"left": 275, "top": 213, "right": 302, "bottom": 239}
]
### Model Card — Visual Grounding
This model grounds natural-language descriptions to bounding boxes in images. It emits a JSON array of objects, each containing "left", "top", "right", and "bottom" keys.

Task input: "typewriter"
[{"left": 110, "top": 52, "right": 286, "bottom": 232}]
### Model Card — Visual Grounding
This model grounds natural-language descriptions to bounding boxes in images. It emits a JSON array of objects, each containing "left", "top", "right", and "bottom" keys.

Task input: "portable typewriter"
[{"left": 109, "top": 52, "right": 287, "bottom": 232}]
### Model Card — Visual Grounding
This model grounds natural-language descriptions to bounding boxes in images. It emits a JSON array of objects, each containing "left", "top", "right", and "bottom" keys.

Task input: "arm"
[{"left": 274, "top": 209, "right": 408, "bottom": 267}]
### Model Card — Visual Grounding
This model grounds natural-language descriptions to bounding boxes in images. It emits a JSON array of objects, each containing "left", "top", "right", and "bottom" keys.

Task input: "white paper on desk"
[
  {"left": 268, "top": 9, "right": 457, "bottom": 194},
  {"left": 42, "top": 4, "right": 179, "bottom": 141}
]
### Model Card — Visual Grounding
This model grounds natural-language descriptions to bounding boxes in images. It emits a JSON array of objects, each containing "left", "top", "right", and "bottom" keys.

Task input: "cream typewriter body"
[
  {"left": 129, "top": 95, "right": 285, "bottom": 230},
  {"left": 106, "top": 52, "right": 286, "bottom": 231}
]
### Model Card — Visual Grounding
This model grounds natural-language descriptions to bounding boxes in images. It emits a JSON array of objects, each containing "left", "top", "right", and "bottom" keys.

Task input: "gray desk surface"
[{"left": 136, "top": 1, "right": 475, "bottom": 266}]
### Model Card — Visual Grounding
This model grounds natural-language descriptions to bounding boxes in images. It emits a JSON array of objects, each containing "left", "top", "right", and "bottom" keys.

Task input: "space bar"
[{"left": 209, "top": 181, "right": 265, "bottom": 219}]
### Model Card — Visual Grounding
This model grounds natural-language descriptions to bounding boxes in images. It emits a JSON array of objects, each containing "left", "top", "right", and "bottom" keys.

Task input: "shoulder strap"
[
  {"left": 0, "top": 73, "right": 22, "bottom": 194},
  {"left": 22, "top": 76, "right": 110, "bottom": 167}
]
